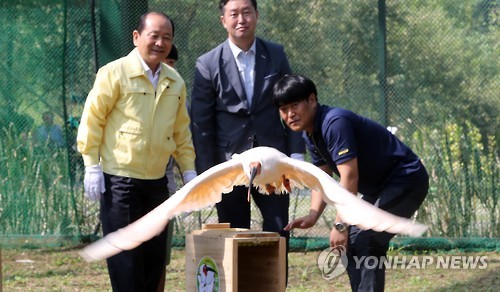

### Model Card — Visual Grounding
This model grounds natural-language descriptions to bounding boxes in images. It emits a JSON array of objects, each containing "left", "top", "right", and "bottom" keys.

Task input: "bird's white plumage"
[{"left": 80, "top": 146, "right": 428, "bottom": 261}]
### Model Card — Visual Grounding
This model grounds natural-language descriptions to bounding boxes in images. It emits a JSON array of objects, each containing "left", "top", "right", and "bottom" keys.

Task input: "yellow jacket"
[{"left": 77, "top": 49, "right": 195, "bottom": 179}]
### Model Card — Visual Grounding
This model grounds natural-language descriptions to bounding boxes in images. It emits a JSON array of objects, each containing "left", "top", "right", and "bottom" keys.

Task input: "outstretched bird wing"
[
  {"left": 81, "top": 148, "right": 427, "bottom": 262},
  {"left": 279, "top": 156, "right": 428, "bottom": 236},
  {"left": 80, "top": 159, "right": 249, "bottom": 262}
]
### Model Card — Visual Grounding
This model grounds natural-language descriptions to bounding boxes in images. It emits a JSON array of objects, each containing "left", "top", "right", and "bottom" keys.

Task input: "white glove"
[
  {"left": 84, "top": 165, "right": 106, "bottom": 201},
  {"left": 290, "top": 153, "right": 305, "bottom": 161},
  {"left": 182, "top": 170, "right": 197, "bottom": 184}
]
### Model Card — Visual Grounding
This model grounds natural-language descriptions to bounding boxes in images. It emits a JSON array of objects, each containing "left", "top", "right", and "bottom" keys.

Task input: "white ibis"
[
  {"left": 198, "top": 264, "right": 217, "bottom": 292},
  {"left": 80, "top": 146, "right": 428, "bottom": 261}
]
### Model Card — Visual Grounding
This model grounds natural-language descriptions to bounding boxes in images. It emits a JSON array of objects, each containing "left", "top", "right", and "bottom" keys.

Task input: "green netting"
[
  {"left": 0, "top": 0, "right": 498, "bottom": 248},
  {"left": 2, "top": 235, "right": 497, "bottom": 254},
  {"left": 389, "top": 237, "right": 500, "bottom": 253},
  {"left": 288, "top": 237, "right": 500, "bottom": 253}
]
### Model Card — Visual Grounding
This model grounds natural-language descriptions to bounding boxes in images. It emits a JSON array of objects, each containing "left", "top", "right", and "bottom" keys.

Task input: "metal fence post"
[{"left": 377, "top": 0, "right": 388, "bottom": 126}]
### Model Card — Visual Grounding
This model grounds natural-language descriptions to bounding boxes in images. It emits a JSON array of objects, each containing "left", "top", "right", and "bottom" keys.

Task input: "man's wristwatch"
[{"left": 335, "top": 222, "right": 348, "bottom": 232}]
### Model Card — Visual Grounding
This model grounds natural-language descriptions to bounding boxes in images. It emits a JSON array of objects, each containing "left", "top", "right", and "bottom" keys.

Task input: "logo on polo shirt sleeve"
[{"left": 338, "top": 148, "right": 349, "bottom": 156}]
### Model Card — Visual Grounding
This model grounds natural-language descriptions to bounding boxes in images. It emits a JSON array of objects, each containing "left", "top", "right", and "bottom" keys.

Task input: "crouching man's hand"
[{"left": 284, "top": 211, "right": 320, "bottom": 231}]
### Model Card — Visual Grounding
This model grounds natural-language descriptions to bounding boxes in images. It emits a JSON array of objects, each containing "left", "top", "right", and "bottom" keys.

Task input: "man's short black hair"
[
  {"left": 272, "top": 74, "right": 318, "bottom": 107},
  {"left": 219, "top": 0, "right": 257, "bottom": 14},
  {"left": 137, "top": 11, "right": 174, "bottom": 37},
  {"left": 167, "top": 44, "right": 178, "bottom": 60}
]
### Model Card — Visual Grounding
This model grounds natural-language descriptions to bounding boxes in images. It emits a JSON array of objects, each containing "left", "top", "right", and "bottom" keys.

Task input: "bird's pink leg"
[{"left": 282, "top": 175, "right": 292, "bottom": 193}]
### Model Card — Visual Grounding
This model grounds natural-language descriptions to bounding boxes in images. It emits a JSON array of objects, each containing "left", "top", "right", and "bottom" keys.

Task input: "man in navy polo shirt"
[{"left": 273, "top": 74, "right": 429, "bottom": 292}]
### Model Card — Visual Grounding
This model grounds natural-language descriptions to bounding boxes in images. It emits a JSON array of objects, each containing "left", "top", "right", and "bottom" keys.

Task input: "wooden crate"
[{"left": 185, "top": 223, "right": 285, "bottom": 292}]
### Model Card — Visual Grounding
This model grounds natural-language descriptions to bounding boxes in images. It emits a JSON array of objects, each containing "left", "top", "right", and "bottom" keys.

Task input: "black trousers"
[
  {"left": 101, "top": 174, "right": 169, "bottom": 292},
  {"left": 346, "top": 173, "right": 429, "bottom": 292},
  {"left": 216, "top": 185, "right": 290, "bottom": 282}
]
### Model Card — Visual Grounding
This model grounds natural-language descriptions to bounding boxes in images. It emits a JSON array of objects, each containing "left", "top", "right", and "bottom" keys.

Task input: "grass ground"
[{"left": 1, "top": 247, "right": 498, "bottom": 291}]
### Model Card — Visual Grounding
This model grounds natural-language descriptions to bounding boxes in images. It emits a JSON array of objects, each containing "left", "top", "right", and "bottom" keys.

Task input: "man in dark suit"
[{"left": 190, "top": 0, "right": 305, "bottom": 267}]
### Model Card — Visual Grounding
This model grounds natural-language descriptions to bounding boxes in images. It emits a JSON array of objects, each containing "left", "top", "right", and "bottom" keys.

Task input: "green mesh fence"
[{"left": 0, "top": 0, "right": 498, "bottom": 249}]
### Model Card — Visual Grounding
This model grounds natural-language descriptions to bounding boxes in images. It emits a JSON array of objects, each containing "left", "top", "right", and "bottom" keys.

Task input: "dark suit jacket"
[{"left": 190, "top": 38, "right": 305, "bottom": 173}]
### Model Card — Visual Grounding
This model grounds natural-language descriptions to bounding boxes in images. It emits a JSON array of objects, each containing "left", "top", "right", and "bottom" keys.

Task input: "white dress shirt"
[
  {"left": 136, "top": 50, "right": 161, "bottom": 90},
  {"left": 228, "top": 39, "right": 256, "bottom": 106}
]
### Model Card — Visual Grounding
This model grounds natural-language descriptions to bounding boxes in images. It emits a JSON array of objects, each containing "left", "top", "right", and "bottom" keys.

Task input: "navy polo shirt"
[{"left": 305, "top": 105, "right": 427, "bottom": 197}]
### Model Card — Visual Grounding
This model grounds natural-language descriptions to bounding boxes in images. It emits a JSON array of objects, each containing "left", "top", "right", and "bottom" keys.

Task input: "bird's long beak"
[{"left": 248, "top": 162, "right": 261, "bottom": 202}]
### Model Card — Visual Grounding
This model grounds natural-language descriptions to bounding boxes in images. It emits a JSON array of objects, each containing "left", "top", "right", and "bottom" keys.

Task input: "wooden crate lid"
[
  {"left": 202, "top": 223, "right": 231, "bottom": 229},
  {"left": 191, "top": 223, "right": 280, "bottom": 238}
]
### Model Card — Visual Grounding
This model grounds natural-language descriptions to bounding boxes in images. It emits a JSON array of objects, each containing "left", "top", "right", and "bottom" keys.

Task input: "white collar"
[
  {"left": 135, "top": 49, "right": 162, "bottom": 76},
  {"left": 228, "top": 39, "right": 256, "bottom": 60}
]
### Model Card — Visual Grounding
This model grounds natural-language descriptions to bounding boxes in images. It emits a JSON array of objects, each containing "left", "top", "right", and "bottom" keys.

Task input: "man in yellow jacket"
[{"left": 77, "top": 11, "right": 196, "bottom": 291}]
